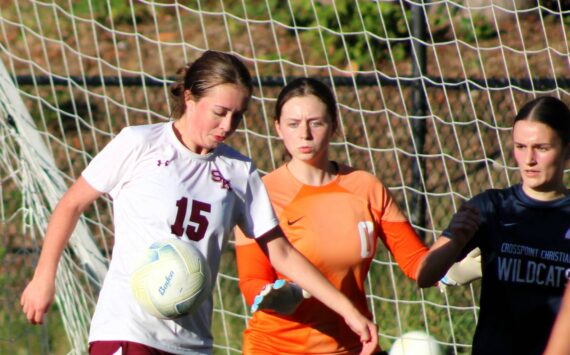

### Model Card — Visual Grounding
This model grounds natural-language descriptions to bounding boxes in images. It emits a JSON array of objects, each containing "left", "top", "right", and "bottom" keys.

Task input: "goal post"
[
  {"left": 0, "top": 54, "right": 108, "bottom": 353},
  {"left": 0, "top": 1, "right": 568, "bottom": 354}
]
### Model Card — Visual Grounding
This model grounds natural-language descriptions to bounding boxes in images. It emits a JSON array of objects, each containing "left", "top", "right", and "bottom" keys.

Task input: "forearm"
[
  {"left": 416, "top": 235, "right": 466, "bottom": 288},
  {"left": 265, "top": 237, "right": 359, "bottom": 319},
  {"left": 33, "top": 201, "right": 83, "bottom": 280},
  {"left": 418, "top": 204, "right": 479, "bottom": 287},
  {"left": 257, "top": 228, "right": 377, "bottom": 347},
  {"left": 33, "top": 177, "right": 100, "bottom": 281},
  {"left": 21, "top": 177, "right": 100, "bottom": 325},
  {"left": 543, "top": 284, "right": 570, "bottom": 355}
]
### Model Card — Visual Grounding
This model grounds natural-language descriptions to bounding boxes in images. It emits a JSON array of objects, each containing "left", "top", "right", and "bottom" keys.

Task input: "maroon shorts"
[{"left": 89, "top": 341, "right": 174, "bottom": 355}]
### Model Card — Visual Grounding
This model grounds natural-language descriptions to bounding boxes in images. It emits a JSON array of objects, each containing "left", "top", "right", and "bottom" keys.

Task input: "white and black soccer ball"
[
  {"left": 389, "top": 331, "right": 442, "bottom": 355},
  {"left": 131, "top": 238, "right": 211, "bottom": 319}
]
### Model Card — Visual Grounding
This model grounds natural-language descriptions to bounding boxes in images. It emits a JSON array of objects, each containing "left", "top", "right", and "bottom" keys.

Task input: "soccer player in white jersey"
[
  {"left": 20, "top": 50, "right": 377, "bottom": 355},
  {"left": 417, "top": 96, "right": 570, "bottom": 355}
]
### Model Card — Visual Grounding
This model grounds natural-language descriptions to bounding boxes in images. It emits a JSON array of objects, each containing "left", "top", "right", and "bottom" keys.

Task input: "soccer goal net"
[{"left": 1, "top": 1, "right": 568, "bottom": 354}]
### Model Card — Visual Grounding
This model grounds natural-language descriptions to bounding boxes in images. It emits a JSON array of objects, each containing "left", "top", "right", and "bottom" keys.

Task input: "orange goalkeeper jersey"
[{"left": 235, "top": 164, "right": 428, "bottom": 354}]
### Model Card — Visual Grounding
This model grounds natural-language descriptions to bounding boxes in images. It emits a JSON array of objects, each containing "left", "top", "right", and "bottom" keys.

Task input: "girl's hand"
[
  {"left": 359, "top": 321, "right": 379, "bottom": 354},
  {"left": 344, "top": 311, "right": 378, "bottom": 355},
  {"left": 20, "top": 276, "right": 55, "bottom": 325}
]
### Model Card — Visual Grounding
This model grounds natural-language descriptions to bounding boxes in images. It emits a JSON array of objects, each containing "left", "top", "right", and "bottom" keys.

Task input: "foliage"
[
  {"left": 457, "top": 14, "right": 497, "bottom": 42},
  {"left": 430, "top": 5, "right": 497, "bottom": 43},
  {"left": 67, "top": 0, "right": 151, "bottom": 25},
  {"left": 211, "top": 0, "right": 410, "bottom": 69},
  {"left": 219, "top": 0, "right": 499, "bottom": 70},
  {"left": 284, "top": 1, "right": 411, "bottom": 69}
]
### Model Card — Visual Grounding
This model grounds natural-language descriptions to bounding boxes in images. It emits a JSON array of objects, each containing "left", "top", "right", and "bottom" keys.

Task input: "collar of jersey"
[
  {"left": 167, "top": 121, "right": 218, "bottom": 160},
  {"left": 513, "top": 184, "right": 570, "bottom": 208},
  {"left": 283, "top": 162, "right": 341, "bottom": 189}
]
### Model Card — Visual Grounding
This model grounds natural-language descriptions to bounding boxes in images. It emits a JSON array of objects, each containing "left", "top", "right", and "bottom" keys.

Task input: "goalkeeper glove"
[
  {"left": 251, "top": 279, "right": 311, "bottom": 315},
  {"left": 439, "top": 247, "right": 482, "bottom": 290}
]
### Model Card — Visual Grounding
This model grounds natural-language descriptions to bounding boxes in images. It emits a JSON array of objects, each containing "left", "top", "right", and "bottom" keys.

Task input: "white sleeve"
[
  {"left": 238, "top": 165, "right": 279, "bottom": 239},
  {"left": 81, "top": 127, "right": 140, "bottom": 196}
]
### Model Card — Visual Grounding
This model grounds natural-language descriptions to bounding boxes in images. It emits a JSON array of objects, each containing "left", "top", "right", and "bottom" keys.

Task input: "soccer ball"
[
  {"left": 131, "top": 238, "right": 211, "bottom": 319},
  {"left": 389, "top": 331, "right": 442, "bottom": 355}
]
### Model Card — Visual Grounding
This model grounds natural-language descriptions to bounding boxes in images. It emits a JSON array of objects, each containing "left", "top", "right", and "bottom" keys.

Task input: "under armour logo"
[
  {"left": 211, "top": 170, "right": 231, "bottom": 190},
  {"left": 157, "top": 159, "right": 171, "bottom": 167}
]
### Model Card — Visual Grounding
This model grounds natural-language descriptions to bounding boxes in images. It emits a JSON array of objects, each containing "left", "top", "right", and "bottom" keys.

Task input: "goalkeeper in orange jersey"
[{"left": 235, "top": 77, "right": 436, "bottom": 354}]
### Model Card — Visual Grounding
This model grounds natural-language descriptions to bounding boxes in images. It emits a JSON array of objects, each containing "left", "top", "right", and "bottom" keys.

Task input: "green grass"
[
  {"left": 368, "top": 245, "right": 479, "bottom": 354},
  {"left": 0, "top": 256, "right": 69, "bottom": 355}
]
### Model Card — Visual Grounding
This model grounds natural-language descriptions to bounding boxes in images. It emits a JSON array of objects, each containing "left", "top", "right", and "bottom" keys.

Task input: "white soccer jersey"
[{"left": 83, "top": 122, "right": 278, "bottom": 354}]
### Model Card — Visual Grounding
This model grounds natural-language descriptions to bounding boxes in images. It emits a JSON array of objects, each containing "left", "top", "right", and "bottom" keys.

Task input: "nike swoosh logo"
[{"left": 287, "top": 217, "right": 304, "bottom": 226}]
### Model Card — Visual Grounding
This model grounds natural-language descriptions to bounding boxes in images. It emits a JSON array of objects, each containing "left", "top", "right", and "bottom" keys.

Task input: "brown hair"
[
  {"left": 514, "top": 96, "right": 570, "bottom": 145},
  {"left": 275, "top": 77, "right": 338, "bottom": 134},
  {"left": 170, "top": 50, "right": 253, "bottom": 119}
]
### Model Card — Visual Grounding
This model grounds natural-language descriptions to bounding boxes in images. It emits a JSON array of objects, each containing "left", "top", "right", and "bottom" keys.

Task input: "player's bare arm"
[
  {"left": 416, "top": 204, "right": 480, "bottom": 288},
  {"left": 544, "top": 284, "right": 570, "bottom": 355},
  {"left": 256, "top": 226, "right": 378, "bottom": 352},
  {"left": 20, "top": 177, "right": 102, "bottom": 325}
]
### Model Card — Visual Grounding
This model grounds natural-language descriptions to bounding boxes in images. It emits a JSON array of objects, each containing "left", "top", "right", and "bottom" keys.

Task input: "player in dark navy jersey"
[{"left": 417, "top": 96, "right": 570, "bottom": 355}]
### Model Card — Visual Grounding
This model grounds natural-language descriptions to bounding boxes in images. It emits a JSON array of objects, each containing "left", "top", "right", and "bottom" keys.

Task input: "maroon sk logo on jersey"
[{"left": 211, "top": 170, "right": 231, "bottom": 190}]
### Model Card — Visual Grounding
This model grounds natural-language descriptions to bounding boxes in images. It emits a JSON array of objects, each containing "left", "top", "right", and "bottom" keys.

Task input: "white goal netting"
[{"left": 0, "top": 1, "right": 568, "bottom": 354}]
